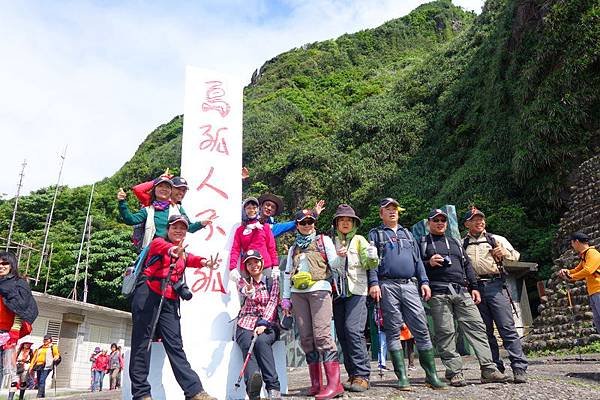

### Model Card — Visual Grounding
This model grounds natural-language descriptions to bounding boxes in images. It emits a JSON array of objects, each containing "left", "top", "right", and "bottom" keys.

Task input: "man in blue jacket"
[
  {"left": 258, "top": 193, "right": 325, "bottom": 238},
  {"left": 367, "top": 198, "right": 445, "bottom": 391}
]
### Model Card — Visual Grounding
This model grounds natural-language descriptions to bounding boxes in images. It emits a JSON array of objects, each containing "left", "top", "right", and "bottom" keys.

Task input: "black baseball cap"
[
  {"left": 379, "top": 197, "right": 400, "bottom": 208},
  {"left": 171, "top": 176, "right": 189, "bottom": 189},
  {"left": 464, "top": 207, "right": 485, "bottom": 221},
  {"left": 168, "top": 214, "right": 190, "bottom": 228},
  {"left": 295, "top": 209, "right": 317, "bottom": 222},
  {"left": 243, "top": 249, "right": 263, "bottom": 264},
  {"left": 428, "top": 208, "right": 448, "bottom": 220},
  {"left": 570, "top": 232, "right": 590, "bottom": 243}
]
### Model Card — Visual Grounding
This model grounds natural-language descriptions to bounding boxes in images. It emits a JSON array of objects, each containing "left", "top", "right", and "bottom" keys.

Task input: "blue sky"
[{"left": 0, "top": 0, "right": 484, "bottom": 197}]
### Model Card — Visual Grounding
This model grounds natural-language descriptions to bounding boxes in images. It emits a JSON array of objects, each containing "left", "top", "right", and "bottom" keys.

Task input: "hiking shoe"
[
  {"left": 449, "top": 372, "right": 467, "bottom": 387},
  {"left": 342, "top": 376, "right": 354, "bottom": 390},
  {"left": 189, "top": 392, "right": 217, "bottom": 400},
  {"left": 247, "top": 372, "right": 263, "bottom": 400},
  {"left": 513, "top": 369, "right": 527, "bottom": 384},
  {"left": 269, "top": 389, "right": 282, "bottom": 399},
  {"left": 481, "top": 369, "right": 510, "bottom": 383},
  {"left": 348, "top": 376, "right": 369, "bottom": 392}
]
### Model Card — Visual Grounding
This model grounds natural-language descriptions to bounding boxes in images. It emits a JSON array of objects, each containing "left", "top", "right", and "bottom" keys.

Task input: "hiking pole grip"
[
  {"left": 147, "top": 257, "right": 177, "bottom": 352},
  {"left": 235, "top": 332, "right": 258, "bottom": 389}
]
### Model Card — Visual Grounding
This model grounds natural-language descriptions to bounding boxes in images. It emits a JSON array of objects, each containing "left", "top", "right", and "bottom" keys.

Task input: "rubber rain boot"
[
  {"left": 418, "top": 348, "right": 447, "bottom": 390},
  {"left": 306, "top": 351, "right": 323, "bottom": 396},
  {"left": 389, "top": 349, "right": 411, "bottom": 390},
  {"left": 315, "top": 351, "right": 344, "bottom": 400}
]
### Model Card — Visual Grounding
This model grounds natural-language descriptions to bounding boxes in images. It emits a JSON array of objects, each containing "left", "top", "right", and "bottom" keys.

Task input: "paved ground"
[
  {"left": 18, "top": 354, "right": 600, "bottom": 400},
  {"left": 286, "top": 354, "right": 600, "bottom": 400}
]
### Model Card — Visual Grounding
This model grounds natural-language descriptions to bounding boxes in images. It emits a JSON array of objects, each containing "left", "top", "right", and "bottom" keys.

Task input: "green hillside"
[{"left": 1, "top": 0, "right": 598, "bottom": 311}]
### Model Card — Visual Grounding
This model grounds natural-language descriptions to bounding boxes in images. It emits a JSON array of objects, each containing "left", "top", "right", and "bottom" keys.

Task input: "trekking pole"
[
  {"left": 147, "top": 258, "right": 176, "bottom": 352},
  {"left": 234, "top": 332, "right": 258, "bottom": 389},
  {"left": 565, "top": 284, "right": 583, "bottom": 361},
  {"left": 374, "top": 301, "right": 385, "bottom": 379},
  {"left": 53, "top": 364, "right": 57, "bottom": 397}
]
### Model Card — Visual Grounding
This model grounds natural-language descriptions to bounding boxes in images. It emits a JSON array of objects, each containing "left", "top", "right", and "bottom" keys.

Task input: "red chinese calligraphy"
[
  {"left": 202, "top": 81, "right": 230, "bottom": 118},
  {"left": 195, "top": 209, "right": 226, "bottom": 241},
  {"left": 196, "top": 167, "right": 228, "bottom": 199},
  {"left": 191, "top": 266, "right": 226, "bottom": 294},
  {"left": 198, "top": 124, "right": 229, "bottom": 155}
]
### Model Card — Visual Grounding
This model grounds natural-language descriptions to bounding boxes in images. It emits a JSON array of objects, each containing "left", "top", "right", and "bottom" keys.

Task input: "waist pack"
[
  {"left": 121, "top": 246, "right": 161, "bottom": 298},
  {"left": 291, "top": 271, "right": 317, "bottom": 290}
]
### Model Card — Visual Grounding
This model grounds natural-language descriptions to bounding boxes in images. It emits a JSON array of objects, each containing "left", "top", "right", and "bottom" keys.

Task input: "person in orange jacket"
[{"left": 559, "top": 231, "right": 600, "bottom": 333}]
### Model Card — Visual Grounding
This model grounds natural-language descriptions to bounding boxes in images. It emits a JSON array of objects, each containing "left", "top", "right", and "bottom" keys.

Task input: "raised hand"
[{"left": 117, "top": 188, "right": 126, "bottom": 201}]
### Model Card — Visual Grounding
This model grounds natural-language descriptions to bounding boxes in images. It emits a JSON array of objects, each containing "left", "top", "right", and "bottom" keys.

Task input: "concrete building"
[{"left": 17, "top": 292, "right": 132, "bottom": 390}]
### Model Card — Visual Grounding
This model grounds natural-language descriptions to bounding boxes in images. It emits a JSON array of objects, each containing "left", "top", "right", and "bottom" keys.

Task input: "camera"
[
  {"left": 172, "top": 278, "right": 193, "bottom": 301},
  {"left": 442, "top": 256, "right": 452, "bottom": 268}
]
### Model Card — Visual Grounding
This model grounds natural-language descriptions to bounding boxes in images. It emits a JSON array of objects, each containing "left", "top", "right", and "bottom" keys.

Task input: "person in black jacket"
[{"left": 421, "top": 209, "right": 507, "bottom": 387}]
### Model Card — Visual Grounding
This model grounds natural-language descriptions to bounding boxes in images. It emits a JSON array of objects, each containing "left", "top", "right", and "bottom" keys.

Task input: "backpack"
[
  {"left": 371, "top": 226, "right": 418, "bottom": 264},
  {"left": 121, "top": 245, "right": 161, "bottom": 298}
]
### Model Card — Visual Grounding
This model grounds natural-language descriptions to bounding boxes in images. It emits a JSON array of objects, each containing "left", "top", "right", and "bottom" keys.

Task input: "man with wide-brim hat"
[
  {"left": 330, "top": 204, "right": 378, "bottom": 392},
  {"left": 258, "top": 193, "right": 326, "bottom": 238}
]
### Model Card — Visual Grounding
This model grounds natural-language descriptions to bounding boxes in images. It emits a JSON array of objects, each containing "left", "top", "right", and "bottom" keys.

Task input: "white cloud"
[{"left": 0, "top": 0, "right": 483, "bottom": 197}]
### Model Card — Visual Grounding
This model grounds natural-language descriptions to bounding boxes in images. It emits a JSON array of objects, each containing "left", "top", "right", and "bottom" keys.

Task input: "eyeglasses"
[
  {"left": 0, "top": 261, "right": 10, "bottom": 267},
  {"left": 432, "top": 218, "right": 447, "bottom": 223},
  {"left": 298, "top": 220, "right": 315, "bottom": 226}
]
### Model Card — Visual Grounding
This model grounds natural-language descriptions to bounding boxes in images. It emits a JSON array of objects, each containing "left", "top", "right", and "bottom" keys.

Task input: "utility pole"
[
  {"left": 73, "top": 183, "right": 95, "bottom": 301},
  {"left": 82, "top": 215, "right": 92, "bottom": 303},
  {"left": 6, "top": 160, "right": 26, "bottom": 251},
  {"left": 36, "top": 146, "right": 67, "bottom": 285}
]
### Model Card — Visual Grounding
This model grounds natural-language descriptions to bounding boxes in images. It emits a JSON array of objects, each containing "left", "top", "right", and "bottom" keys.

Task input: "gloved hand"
[
  {"left": 367, "top": 242, "right": 378, "bottom": 259},
  {"left": 271, "top": 266, "right": 280, "bottom": 279},
  {"left": 281, "top": 298, "right": 292, "bottom": 311},
  {"left": 229, "top": 268, "right": 241, "bottom": 283}
]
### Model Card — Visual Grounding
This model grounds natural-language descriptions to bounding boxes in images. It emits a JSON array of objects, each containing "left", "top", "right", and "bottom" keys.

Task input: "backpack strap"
[
  {"left": 485, "top": 232, "right": 497, "bottom": 248},
  {"left": 420, "top": 234, "right": 429, "bottom": 258},
  {"left": 316, "top": 234, "right": 329, "bottom": 264},
  {"left": 375, "top": 229, "right": 387, "bottom": 263}
]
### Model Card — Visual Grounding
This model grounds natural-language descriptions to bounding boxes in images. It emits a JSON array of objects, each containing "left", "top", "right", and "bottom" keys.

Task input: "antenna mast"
[
  {"left": 6, "top": 160, "right": 27, "bottom": 251},
  {"left": 73, "top": 183, "right": 95, "bottom": 301},
  {"left": 36, "top": 146, "right": 67, "bottom": 285}
]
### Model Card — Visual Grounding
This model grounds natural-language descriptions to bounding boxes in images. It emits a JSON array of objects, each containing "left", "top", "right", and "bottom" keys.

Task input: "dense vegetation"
[{"left": 0, "top": 0, "right": 598, "bottom": 310}]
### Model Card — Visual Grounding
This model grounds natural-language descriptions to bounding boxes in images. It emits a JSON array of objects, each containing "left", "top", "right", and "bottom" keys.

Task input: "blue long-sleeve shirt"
[
  {"left": 367, "top": 224, "right": 429, "bottom": 287},
  {"left": 265, "top": 216, "right": 296, "bottom": 238}
]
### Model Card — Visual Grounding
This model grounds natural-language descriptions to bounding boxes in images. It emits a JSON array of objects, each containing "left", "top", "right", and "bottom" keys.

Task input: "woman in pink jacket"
[{"left": 229, "top": 197, "right": 277, "bottom": 283}]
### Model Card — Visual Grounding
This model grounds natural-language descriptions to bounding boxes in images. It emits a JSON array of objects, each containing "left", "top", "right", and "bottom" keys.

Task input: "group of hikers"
[
  {"left": 115, "top": 171, "right": 543, "bottom": 400},
  {"left": 0, "top": 171, "right": 596, "bottom": 400},
  {"left": 115, "top": 171, "right": 600, "bottom": 400},
  {"left": 88, "top": 343, "right": 124, "bottom": 392}
]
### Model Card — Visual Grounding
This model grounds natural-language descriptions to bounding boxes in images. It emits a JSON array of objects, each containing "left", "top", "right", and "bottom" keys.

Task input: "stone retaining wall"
[{"left": 524, "top": 154, "right": 600, "bottom": 351}]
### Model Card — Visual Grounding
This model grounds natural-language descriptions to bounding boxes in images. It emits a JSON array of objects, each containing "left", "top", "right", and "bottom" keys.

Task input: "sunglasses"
[
  {"left": 298, "top": 219, "right": 315, "bottom": 226},
  {"left": 432, "top": 218, "right": 447, "bottom": 223},
  {"left": 0, "top": 261, "right": 10, "bottom": 267}
]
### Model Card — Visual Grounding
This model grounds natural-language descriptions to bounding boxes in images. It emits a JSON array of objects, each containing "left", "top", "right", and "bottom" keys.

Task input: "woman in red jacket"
[
  {"left": 91, "top": 349, "right": 109, "bottom": 392},
  {"left": 0, "top": 251, "right": 38, "bottom": 400},
  {"left": 129, "top": 215, "right": 219, "bottom": 400},
  {"left": 228, "top": 197, "right": 277, "bottom": 284}
]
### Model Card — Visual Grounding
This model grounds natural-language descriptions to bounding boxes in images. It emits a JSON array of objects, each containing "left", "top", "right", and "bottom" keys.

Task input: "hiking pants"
[
  {"left": 477, "top": 278, "right": 528, "bottom": 372},
  {"left": 129, "top": 283, "right": 203, "bottom": 400},
  {"left": 590, "top": 292, "right": 600, "bottom": 334},
  {"left": 429, "top": 291, "right": 496, "bottom": 375},
  {"left": 333, "top": 294, "right": 370, "bottom": 379},
  {"left": 236, "top": 327, "right": 280, "bottom": 391},
  {"left": 291, "top": 290, "right": 336, "bottom": 354},
  {"left": 380, "top": 279, "right": 433, "bottom": 351}
]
